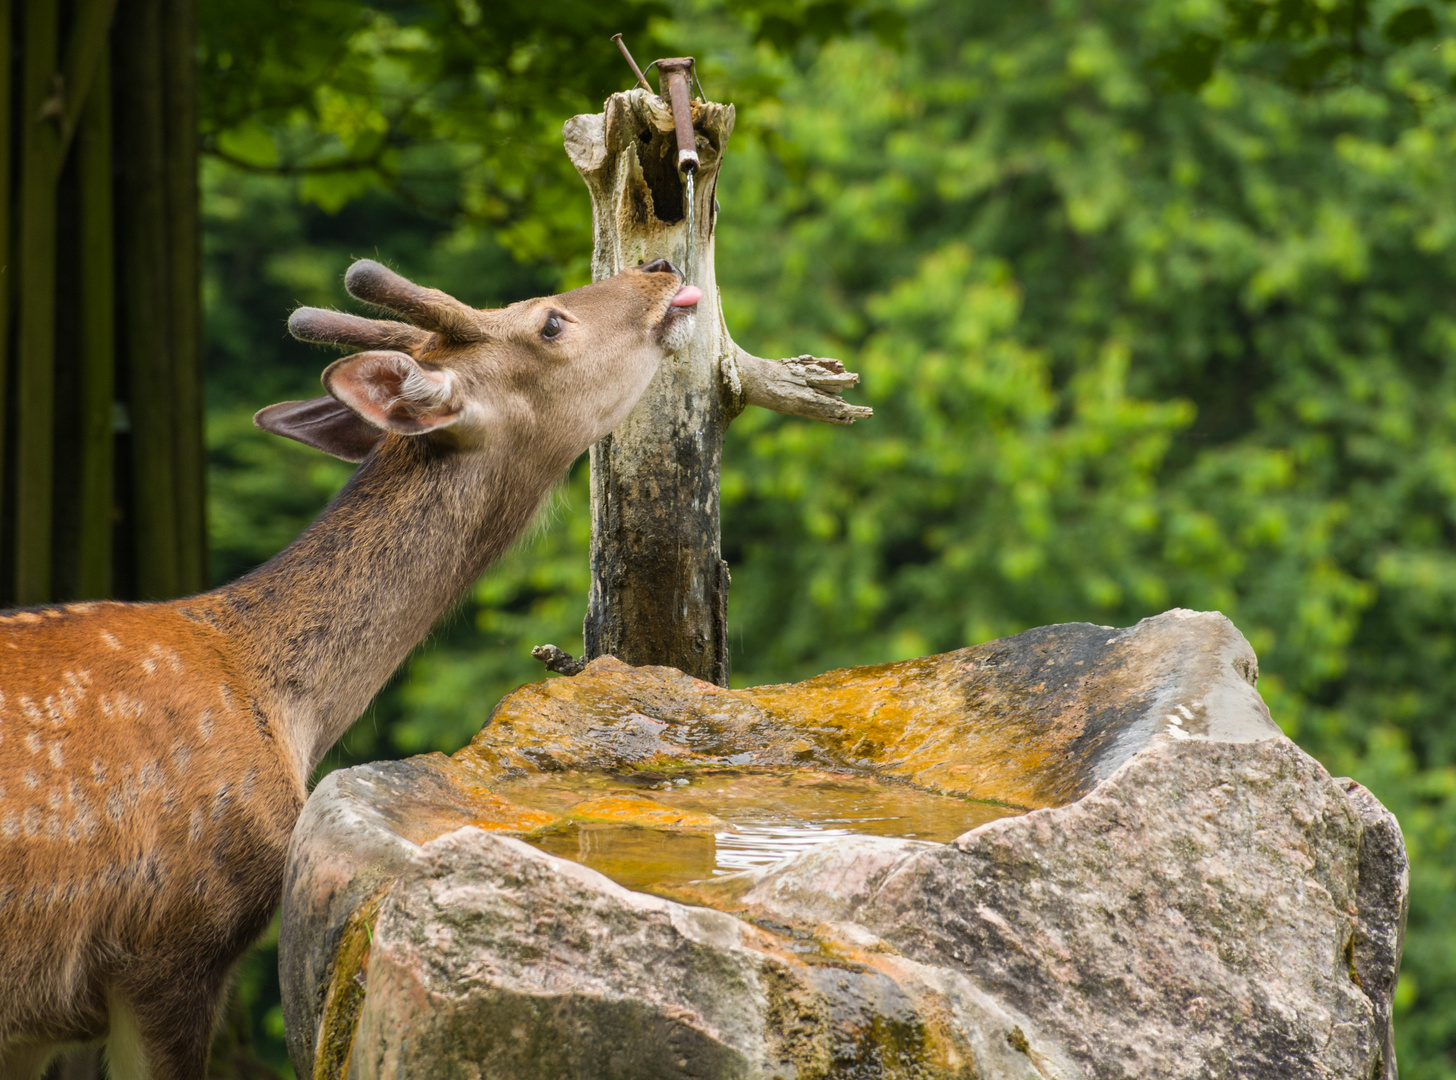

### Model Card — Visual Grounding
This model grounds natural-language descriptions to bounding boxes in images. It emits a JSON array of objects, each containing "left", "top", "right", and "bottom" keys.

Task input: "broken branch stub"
[
  {"left": 731, "top": 348, "right": 875, "bottom": 425},
  {"left": 561, "top": 88, "right": 869, "bottom": 685}
]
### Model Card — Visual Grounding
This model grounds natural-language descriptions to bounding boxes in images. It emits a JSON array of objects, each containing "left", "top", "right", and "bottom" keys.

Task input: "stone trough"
[{"left": 279, "top": 610, "right": 1407, "bottom": 1079}]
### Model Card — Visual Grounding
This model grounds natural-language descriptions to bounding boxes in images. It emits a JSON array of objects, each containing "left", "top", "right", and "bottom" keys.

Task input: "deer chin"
[{"left": 655, "top": 306, "right": 697, "bottom": 353}]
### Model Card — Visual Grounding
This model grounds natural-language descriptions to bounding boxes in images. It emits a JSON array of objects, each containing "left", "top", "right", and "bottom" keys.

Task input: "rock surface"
[{"left": 279, "top": 611, "right": 1406, "bottom": 1079}]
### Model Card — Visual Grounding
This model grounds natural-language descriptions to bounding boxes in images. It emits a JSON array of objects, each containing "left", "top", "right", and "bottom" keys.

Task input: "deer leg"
[
  {"left": 106, "top": 981, "right": 223, "bottom": 1080},
  {"left": 50, "top": 1046, "right": 105, "bottom": 1079},
  {"left": 0, "top": 1041, "right": 60, "bottom": 1080}
]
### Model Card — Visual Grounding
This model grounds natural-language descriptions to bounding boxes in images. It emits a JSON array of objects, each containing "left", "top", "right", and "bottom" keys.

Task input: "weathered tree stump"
[{"left": 562, "top": 87, "right": 869, "bottom": 686}]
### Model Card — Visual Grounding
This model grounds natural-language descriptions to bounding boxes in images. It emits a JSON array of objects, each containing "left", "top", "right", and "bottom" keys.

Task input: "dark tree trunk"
[
  {"left": 74, "top": 50, "right": 114, "bottom": 598},
  {"left": 0, "top": 0, "right": 205, "bottom": 608},
  {"left": 13, "top": 0, "right": 61, "bottom": 604}
]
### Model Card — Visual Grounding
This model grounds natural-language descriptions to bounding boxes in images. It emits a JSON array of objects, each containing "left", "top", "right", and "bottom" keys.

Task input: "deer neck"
[{"left": 206, "top": 424, "right": 567, "bottom": 777}]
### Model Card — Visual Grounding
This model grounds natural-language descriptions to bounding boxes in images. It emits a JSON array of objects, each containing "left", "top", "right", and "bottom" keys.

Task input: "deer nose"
[{"left": 640, "top": 258, "right": 680, "bottom": 276}]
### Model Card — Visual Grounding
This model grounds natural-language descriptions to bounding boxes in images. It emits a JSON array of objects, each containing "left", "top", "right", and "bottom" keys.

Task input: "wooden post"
[
  {"left": 163, "top": 0, "right": 206, "bottom": 594},
  {"left": 0, "top": 0, "right": 200, "bottom": 610},
  {"left": 14, "top": 0, "right": 62, "bottom": 604},
  {"left": 0, "top": 0, "right": 12, "bottom": 556},
  {"left": 566, "top": 91, "right": 735, "bottom": 684},
  {"left": 560, "top": 85, "right": 870, "bottom": 685},
  {"left": 75, "top": 52, "right": 115, "bottom": 598},
  {"left": 114, "top": 0, "right": 180, "bottom": 600}
]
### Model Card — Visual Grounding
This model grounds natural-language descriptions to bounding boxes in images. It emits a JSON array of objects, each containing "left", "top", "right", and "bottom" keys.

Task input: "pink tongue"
[{"left": 670, "top": 285, "right": 703, "bottom": 307}]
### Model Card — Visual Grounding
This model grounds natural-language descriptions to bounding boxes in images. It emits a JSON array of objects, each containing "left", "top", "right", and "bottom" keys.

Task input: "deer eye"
[{"left": 541, "top": 312, "right": 564, "bottom": 340}]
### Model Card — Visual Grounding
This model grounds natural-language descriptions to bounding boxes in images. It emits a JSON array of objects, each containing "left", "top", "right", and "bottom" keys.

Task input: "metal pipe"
[{"left": 654, "top": 56, "right": 698, "bottom": 173}]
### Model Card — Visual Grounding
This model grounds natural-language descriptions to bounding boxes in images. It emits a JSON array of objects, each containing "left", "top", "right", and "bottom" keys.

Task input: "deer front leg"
[
  {"left": 106, "top": 980, "right": 225, "bottom": 1080},
  {"left": 0, "top": 1042, "right": 60, "bottom": 1080}
]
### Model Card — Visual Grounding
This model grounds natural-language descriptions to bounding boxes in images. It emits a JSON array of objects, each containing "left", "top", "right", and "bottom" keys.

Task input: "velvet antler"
[
  {"left": 287, "top": 308, "right": 431, "bottom": 353},
  {"left": 288, "top": 260, "right": 485, "bottom": 352},
  {"left": 344, "top": 259, "right": 484, "bottom": 342}
]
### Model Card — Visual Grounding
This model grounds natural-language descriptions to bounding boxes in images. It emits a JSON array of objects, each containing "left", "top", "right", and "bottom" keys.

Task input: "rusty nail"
[{"left": 611, "top": 34, "right": 654, "bottom": 94}]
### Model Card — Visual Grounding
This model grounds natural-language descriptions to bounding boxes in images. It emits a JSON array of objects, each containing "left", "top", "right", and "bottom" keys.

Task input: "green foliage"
[
  {"left": 202, "top": 0, "right": 1456, "bottom": 1073},
  {"left": 198, "top": 0, "right": 902, "bottom": 270},
  {"left": 1160, "top": 0, "right": 1456, "bottom": 91}
]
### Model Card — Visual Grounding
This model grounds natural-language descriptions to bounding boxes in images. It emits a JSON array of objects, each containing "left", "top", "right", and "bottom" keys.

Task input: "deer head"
[{"left": 259, "top": 257, "right": 701, "bottom": 465}]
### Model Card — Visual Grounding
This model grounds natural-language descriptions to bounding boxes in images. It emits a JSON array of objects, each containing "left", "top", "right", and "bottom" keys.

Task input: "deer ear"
[
  {"left": 323, "top": 350, "right": 462, "bottom": 435},
  {"left": 253, "top": 396, "right": 384, "bottom": 462}
]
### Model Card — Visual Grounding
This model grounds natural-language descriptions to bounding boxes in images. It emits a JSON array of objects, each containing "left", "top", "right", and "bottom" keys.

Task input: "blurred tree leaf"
[
  {"left": 1150, "top": 32, "right": 1223, "bottom": 91},
  {"left": 743, "top": 0, "right": 906, "bottom": 51},
  {"left": 1385, "top": 4, "right": 1441, "bottom": 43},
  {"left": 199, "top": 0, "right": 899, "bottom": 267},
  {"left": 1149, "top": 0, "right": 1456, "bottom": 93}
]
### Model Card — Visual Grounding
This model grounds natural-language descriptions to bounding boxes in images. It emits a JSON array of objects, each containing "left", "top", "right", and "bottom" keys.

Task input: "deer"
[{"left": 0, "top": 256, "right": 702, "bottom": 1079}]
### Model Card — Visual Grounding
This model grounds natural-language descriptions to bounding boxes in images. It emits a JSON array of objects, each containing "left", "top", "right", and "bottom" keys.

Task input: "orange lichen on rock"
[
  {"left": 742, "top": 656, "right": 1070, "bottom": 807},
  {"left": 453, "top": 615, "right": 1277, "bottom": 813},
  {"left": 566, "top": 793, "right": 724, "bottom": 830},
  {"left": 455, "top": 651, "right": 1085, "bottom": 810},
  {"left": 359, "top": 752, "right": 560, "bottom": 846},
  {"left": 451, "top": 614, "right": 1275, "bottom": 815}
]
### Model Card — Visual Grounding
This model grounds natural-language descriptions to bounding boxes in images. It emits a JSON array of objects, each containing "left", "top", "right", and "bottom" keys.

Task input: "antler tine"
[
  {"left": 343, "top": 259, "right": 484, "bottom": 343},
  {"left": 288, "top": 308, "right": 431, "bottom": 353}
]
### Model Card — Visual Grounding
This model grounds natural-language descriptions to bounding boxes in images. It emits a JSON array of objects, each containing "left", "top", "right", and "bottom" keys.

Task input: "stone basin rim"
[
  {"left": 434, "top": 718, "right": 1288, "bottom": 906},
  {"left": 453, "top": 608, "right": 1283, "bottom": 816}
]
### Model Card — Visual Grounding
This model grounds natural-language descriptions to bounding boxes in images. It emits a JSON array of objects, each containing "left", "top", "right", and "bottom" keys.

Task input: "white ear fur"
[{"left": 323, "top": 350, "right": 461, "bottom": 435}]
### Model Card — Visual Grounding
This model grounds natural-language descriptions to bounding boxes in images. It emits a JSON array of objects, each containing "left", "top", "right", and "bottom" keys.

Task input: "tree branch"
[
  {"left": 732, "top": 346, "right": 873, "bottom": 424},
  {"left": 204, "top": 145, "right": 387, "bottom": 176},
  {"left": 531, "top": 644, "right": 587, "bottom": 676}
]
